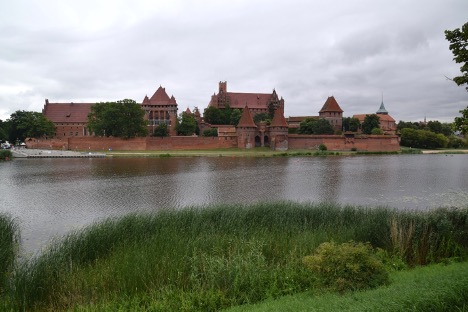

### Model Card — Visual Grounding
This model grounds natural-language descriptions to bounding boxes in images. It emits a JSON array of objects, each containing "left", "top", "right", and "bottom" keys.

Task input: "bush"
[
  {"left": 0, "top": 150, "right": 12, "bottom": 160},
  {"left": 318, "top": 144, "right": 327, "bottom": 151},
  {"left": 447, "top": 135, "right": 466, "bottom": 148},
  {"left": 203, "top": 128, "right": 218, "bottom": 137},
  {"left": 303, "top": 241, "right": 390, "bottom": 292},
  {"left": 371, "top": 128, "right": 383, "bottom": 135},
  {"left": 351, "top": 147, "right": 357, "bottom": 152}
]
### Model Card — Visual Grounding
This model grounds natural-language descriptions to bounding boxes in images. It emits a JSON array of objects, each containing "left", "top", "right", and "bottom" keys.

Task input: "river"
[{"left": 1, "top": 154, "right": 467, "bottom": 254}]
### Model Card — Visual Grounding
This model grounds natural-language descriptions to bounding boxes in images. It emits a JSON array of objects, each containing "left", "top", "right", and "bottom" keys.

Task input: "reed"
[
  {"left": 0, "top": 213, "right": 18, "bottom": 293},
  {"left": 5, "top": 202, "right": 468, "bottom": 311}
]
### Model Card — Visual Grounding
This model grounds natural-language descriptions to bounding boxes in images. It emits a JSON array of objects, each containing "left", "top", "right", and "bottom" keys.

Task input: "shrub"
[
  {"left": 318, "top": 144, "right": 327, "bottom": 151},
  {"left": 351, "top": 147, "right": 357, "bottom": 152},
  {"left": 0, "top": 150, "right": 12, "bottom": 160},
  {"left": 447, "top": 135, "right": 466, "bottom": 148},
  {"left": 203, "top": 128, "right": 218, "bottom": 137},
  {"left": 303, "top": 241, "right": 390, "bottom": 292},
  {"left": 371, "top": 128, "right": 383, "bottom": 135}
]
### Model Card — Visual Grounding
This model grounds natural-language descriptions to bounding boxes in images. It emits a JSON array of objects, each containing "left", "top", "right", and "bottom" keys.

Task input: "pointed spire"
[
  {"left": 270, "top": 108, "right": 288, "bottom": 127},
  {"left": 376, "top": 93, "right": 389, "bottom": 115},
  {"left": 237, "top": 105, "right": 257, "bottom": 128}
]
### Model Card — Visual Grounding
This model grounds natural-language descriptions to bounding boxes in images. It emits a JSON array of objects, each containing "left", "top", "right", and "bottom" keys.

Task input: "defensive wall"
[
  {"left": 26, "top": 134, "right": 400, "bottom": 152},
  {"left": 26, "top": 136, "right": 238, "bottom": 151},
  {"left": 288, "top": 134, "right": 400, "bottom": 152}
]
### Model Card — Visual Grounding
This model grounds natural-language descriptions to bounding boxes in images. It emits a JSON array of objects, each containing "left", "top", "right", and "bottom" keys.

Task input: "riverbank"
[{"left": 2, "top": 202, "right": 467, "bottom": 311}]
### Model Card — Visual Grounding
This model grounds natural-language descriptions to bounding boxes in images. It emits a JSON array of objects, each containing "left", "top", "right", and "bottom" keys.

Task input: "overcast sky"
[{"left": 1, "top": 0, "right": 467, "bottom": 123}]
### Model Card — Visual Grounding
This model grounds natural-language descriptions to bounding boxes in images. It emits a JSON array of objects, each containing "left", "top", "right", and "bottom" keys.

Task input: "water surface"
[{"left": 1, "top": 155, "right": 467, "bottom": 253}]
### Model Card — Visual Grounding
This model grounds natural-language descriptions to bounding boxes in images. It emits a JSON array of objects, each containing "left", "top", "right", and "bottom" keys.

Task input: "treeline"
[{"left": 398, "top": 120, "right": 466, "bottom": 149}]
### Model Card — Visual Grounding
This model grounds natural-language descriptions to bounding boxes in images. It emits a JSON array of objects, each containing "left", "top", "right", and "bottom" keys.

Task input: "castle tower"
[
  {"left": 319, "top": 96, "right": 343, "bottom": 132},
  {"left": 269, "top": 107, "right": 289, "bottom": 151},
  {"left": 236, "top": 105, "right": 257, "bottom": 149}
]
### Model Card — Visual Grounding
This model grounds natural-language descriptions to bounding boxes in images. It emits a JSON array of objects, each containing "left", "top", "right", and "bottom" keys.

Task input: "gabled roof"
[
  {"left": 227, "top": 92, "right": 272, "bottom": 109},
  {"left": 42, "top": 102, "right": 93, "bottom": 123},
  {"left": 353, "top": 114, "right": 395, "bottom": 123},
  {"left": 146, "top": 86, "right": 176, "bottom": 105},
  {"left": 237, "top": 105, "right": 257, "bottom": 128},
  {"left": 319, "top": 96, "right": 343, "bottom": 113},
  {"left": 270, "top": 108, "right": 288, "bottom": 127}
]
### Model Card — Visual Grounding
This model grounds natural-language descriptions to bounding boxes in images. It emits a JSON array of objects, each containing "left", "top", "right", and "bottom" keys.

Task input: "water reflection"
[{"left": 0, "top": 155, "right": 467, "bottom": 253}]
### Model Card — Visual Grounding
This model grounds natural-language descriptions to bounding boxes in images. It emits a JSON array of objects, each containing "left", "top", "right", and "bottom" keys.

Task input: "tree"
[
  {"left": 0, "top": 120, "right": 8, "bottom": 141},
  {"left": 6, "top": 110, "right": 55, "bottom": 141},
  {"left": 153, "top": 123, "right": 169, "bottom": 137},
  {"left": 454, "top": 106, "right": 468, "bottom": 135},
  {"left": 203, "top": 106, "right": 224, "bottom": 125},
  {"left": 253, "top": 112, "right": 271, "bottom": 124},
  {"left": 342, "top": 117, "right": 360, "bottom": 132},
  {"left": 176, "top": 112, "right": 198, "bottom": 136},
  {"left": 202, "top": 128, "right": 218, "bottom": 137},
  {"left": 361, "top": 114, "right": 380, "bottom": 135},
  {"left": 87, "top": 99, "right": 148, "bottom": 138},
  {"left": 298, "top": 118, "right": 334, "bottom": 135},
  {"left": 445, "top": 22, "right": 468, "bottom": 91},
  {"left": 230, "top": 109, "right": 242, "bottom": 126},
  {"left": 400, "top": 128, "right": 448, "bottom": 149}
]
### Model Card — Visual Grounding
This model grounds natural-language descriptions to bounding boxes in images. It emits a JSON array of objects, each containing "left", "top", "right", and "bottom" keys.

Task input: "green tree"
[
  {"left": 153, "top": 123, "right": 169, "bottom": 137},
  {"left": 397, "top": 121, "right": 421, "bottom": 131},
  {"left": 202, "top": 128, "right": 218, "bottom": 137},
  {"left": 176, "top": 112, "right": 198, "bottom": 136},
  {"left": 343, "top": 117, "right": 360, "bottom": 132},
  {"left": 454, "top": 106, "right": 468, "bottom": 135},
  {"left": 87, "top": 99, "right": 148, "bottom": 138},
  {"left": 361, "top": 114, "right": 380, "bottom": 135},
  {"left": 298, "top": 118, "right": 334, "bottom": 135},
  {"left": 400, "top": 128, "right": 448, "bottom": 149},
  {"left": 445, "top": 22, "right": 468, "bottom": 91},
  {"left": 0, "top": 120, "right": 8, "bottom": 141},
  {"left": 253, "top": 112, "right": 271, "bottom": 124},
  {"left": 204, "top": 106, "right": 224, "bottom": 125},
  {"left": 6, "top": 110, "right": 55, "bottom": 141},
  {"left": 230, "top": 109, "right": 242, "bottom": 126}
]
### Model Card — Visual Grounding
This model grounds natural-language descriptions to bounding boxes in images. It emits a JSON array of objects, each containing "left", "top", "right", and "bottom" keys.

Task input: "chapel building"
[
  {"left": 208, "top": 81, "right": 284, "bottom": 117},
  {"left": 353, "top": 99, "right": 396, "bottom": 134}
]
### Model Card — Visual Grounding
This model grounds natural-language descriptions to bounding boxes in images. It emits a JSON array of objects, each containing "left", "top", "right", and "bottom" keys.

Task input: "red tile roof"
[
  {"left": 42, "top": 103, "right": 93, "bottom": 123},
  {"left": 227, "top": 92, "right": 272, "bottom": 109},
  {"left": 319, "top": 96, "right": 343, "bottom": 113},
  {"left": 237, "top": 106, "right": 257, "bottom": 128},
  {"left": 146, "top": 86, "right": 177, "bottom": 105},
  {"left": 270, "top": 108, "right": 288, "bottom": 127},
  {"left": 353, "top": 114, "right": 395, "bottom": 123}
]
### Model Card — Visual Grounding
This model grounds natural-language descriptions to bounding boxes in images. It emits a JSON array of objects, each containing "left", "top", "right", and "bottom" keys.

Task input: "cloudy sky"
[{"left": 1, "top": 0, "right": 467, "bottom": 123}]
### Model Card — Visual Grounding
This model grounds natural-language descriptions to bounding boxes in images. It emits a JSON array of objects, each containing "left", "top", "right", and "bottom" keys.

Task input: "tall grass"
[
  {"left": 5, "top": 202, "right": 468, "bottom": 311},
  {"left": 0, "top": 213, "right": 18, "bottom": 294}
]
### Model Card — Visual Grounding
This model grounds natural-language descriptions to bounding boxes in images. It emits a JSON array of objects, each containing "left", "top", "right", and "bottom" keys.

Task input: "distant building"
[
  {"left": 43, "top": 85, "right": 179, "bottom": 137},
  {"left": 141, "top": 86, "right": 178, "bottom": 136},
  {"left": 287, "top": 96, "right": 343, "bottom": 132},
  {"left": 42, "top": 100, "right": 93, "bottom": 137},
  {"left": 353, "top": 98, "right": 396, "bottom": 134},
  {"left": 207, "top": 81, "right": 284, "bottom": 117}
]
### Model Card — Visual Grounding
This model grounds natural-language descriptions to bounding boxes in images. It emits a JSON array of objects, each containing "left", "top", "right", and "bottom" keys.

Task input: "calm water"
[{"left": 1, "top": 155, "right": 467, "bottom": 254}]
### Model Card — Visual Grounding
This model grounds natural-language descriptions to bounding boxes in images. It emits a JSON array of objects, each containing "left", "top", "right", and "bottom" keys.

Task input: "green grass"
[
  {"left": 0, "top": 213, "right": 18, "bottom": 293},
  {"left": 2, "top": 202, "right": 468, "bottom": 311},
  {"left": 227, "top": 261, "right": 468, "bottom": 312}
]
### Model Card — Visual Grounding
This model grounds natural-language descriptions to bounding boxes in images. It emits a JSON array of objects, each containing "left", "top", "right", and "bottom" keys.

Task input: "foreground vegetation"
[
  {"left": 227, "top": 261, "right": 468, "bottom": 312},
  {"left": 0, "top": 213, "right": 18, "bottom": 293},
  {"left": 1, "top": 202, "right": 467, "bottom": 311}
]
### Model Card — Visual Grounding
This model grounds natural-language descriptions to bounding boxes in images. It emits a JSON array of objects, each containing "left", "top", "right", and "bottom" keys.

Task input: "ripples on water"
[{"left": 1, "top": 155, "right": 467, "bottom": 253}]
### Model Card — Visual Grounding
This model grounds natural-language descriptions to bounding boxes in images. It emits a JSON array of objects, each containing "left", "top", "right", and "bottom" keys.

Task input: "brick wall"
[
  {"left": 288, "top": 134, "right": 400, "bottom": 152},
  {"left": 26, "top": 134, "right": 399, "bottom": 152}
]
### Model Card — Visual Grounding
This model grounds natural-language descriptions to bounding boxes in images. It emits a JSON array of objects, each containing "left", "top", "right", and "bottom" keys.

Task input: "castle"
[{"left": 40, "top": 81, "right": 398, "bottom": 151}]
